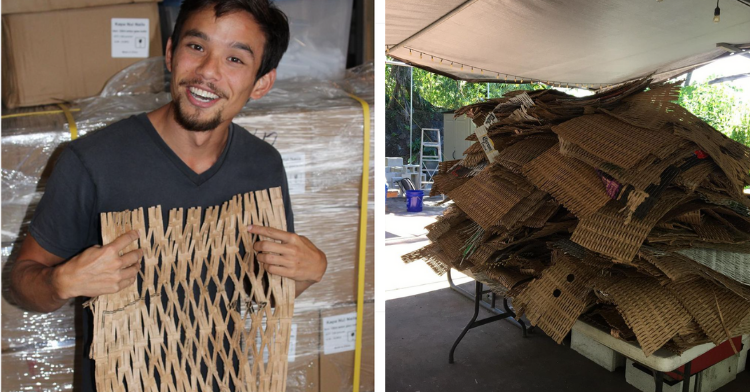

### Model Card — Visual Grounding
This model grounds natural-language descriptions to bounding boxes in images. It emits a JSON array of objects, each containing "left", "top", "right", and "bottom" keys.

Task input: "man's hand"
[
  {"left": 52, "top": 230, "right": 143, "bottom": 300},
  {"left": 10, "top": 231, "right": 143, "bottom": 313},
  {"left": 248, "top": 225, "right": 327, "bottom": 297}
]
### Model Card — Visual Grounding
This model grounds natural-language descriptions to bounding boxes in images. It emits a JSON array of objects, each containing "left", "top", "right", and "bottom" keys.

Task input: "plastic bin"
[{"left": 406, "top": 190, "right": 424, "bottom": 212}]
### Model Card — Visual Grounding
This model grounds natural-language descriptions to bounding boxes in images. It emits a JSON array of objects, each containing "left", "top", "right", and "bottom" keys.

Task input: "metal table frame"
[
  {"left": 632, "top": 361, "right": 693, "bottom": 392},
  {"left": 446, "top": 269, "right": 532, "bottom": 363},
  {"left": 447, "top": 270, "right": 696, "bottom": 392}
]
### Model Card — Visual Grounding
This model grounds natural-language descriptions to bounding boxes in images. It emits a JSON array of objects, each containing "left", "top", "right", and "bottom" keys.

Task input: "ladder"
[{"left": 420, "top": 128, "right": 442, "bottom": 191}]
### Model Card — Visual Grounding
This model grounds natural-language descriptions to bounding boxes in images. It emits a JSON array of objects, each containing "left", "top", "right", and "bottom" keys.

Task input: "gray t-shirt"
[{"left": 29, "top": 113, "right": 294, "bottom": 391}]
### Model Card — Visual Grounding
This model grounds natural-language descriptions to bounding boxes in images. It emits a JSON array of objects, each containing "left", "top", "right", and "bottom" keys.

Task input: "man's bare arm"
[
  {"left": 10, "top": 232, "right": 143, "bottom": 313},
  {"left": 248, "top": 225, "right": 327, "bottom": 298}
]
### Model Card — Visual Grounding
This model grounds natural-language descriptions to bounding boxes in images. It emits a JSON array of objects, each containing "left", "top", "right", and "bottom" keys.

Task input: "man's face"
[{"left": 166, "top": 7, "right": 275, "bottom": 132}]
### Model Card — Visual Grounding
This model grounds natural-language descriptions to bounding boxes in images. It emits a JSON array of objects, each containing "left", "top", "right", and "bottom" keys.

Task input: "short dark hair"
[{"left": 171, "top": 0, "right": 290, "bottom": 79}]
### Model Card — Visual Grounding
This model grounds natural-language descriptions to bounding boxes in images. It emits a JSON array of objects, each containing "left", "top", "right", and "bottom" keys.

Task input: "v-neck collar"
[{"left": 135, "top": 113, "right": 233, "bottom": 186}]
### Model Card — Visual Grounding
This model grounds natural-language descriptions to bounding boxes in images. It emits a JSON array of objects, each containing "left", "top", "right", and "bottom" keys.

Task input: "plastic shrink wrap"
[{"left": 1, "top": 58, "right": 374, "bottom": 392}]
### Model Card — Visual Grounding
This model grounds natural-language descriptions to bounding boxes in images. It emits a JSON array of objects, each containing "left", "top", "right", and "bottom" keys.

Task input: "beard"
[{"left": 172, "top": 94, "right": 224, "bottom": 132}]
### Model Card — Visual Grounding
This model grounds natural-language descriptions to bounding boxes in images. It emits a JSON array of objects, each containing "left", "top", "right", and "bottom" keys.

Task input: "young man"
[{"left": 9, "top": 0, "right": 326, "bottom": 390}]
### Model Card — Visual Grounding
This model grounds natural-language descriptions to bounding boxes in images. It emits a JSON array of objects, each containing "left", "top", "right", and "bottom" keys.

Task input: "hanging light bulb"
[
  {"left": 450, "top": 62, "right": 453, "bottom": 68},
  {"left": 440, "top": 58, "right": 443, "bottom": 64},
  {"left": 714, "top": 3, "right": 722, "bottom": 22},
  {"left": 431, "top": 56, "right": 434, "bottom": 62},
  {"left": 419, "top": 52, "right": 423, "bottom": 59},
  {"left": 409, "top": 49, "right": 412, "bottom": 55},
  {"left": 481, "top": 69, "right": 484, "bottom": 75},
  {"left": 496, "top": 73, "right": 500, "bottom": 79}
]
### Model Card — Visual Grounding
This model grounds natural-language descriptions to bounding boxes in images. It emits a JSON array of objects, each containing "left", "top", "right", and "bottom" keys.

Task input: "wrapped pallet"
[{"left": 1, "top": 59, "right": 374, "bottom": 392}]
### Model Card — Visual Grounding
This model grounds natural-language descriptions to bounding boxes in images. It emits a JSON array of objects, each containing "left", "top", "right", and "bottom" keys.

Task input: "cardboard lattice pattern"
[{"left": 87, "top": 187, "right": 294, "bottom": 392}]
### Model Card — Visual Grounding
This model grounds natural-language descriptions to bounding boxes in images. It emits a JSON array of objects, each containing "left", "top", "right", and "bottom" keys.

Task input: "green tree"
[
  {"left": 411, "top": 67, "right": 544, "bottom": 110},
  {"left": 677, "top": 79, "right": 750, "bottom": 147},
  {"left": 386, "top": 60, "right": 547, "bottom": 164}
]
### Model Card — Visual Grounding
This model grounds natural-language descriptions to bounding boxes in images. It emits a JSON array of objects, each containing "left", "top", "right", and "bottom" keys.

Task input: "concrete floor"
[
  {"left": 384, "top": 197, "right": 750, "bottom": 392},
  {"left": 384, "top": 196, "right": 473, "bottom": 301}
]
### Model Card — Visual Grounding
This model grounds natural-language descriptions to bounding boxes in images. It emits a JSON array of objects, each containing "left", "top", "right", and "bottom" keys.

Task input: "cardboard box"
[
  {"left": 2, "top": 2, "right": 162, "bottom": 108},
  {"left": 287, "top": 309, "right": 322, "bottom": 392},
  {"left": 319, "top": 303, "right": 375, "bottom": 392},
  {"left": 1, "top": 0, "right": 159, "bottom": 15},
  {"left": 294, "top": 208, "right": 374, "bottom": 310},
  {"left": 233, "top": 103, "right": 375, "bottom": 209},
  {"left": 0, "top": 306, "right": 324, "bottom": 392}
]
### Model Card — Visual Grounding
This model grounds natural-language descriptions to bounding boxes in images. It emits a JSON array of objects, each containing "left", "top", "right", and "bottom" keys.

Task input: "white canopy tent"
[{"left": 386, "top": 0, "right": 750, "bottom": 87}]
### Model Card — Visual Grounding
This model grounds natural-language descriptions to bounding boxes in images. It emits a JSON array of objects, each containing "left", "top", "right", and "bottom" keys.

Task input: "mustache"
[{"left": 178, "top": 79, "right": 226, "bottom": 98}]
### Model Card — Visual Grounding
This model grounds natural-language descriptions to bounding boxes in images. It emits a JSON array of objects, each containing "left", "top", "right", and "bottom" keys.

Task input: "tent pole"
[{"left": 410, "top": 66, "right": 413, "bottom": 164}]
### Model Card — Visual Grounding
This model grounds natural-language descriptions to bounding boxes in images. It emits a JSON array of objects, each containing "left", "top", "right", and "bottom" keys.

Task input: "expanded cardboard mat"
[
  {"left": 551, "top": 114, "right": 682, "bottom": 169},
  {"left": 599, "top": 144, "right": 696, "bottom": 193},
  {"left": 667, "top": 279, "right": 750, "bottom": 345},
  {"left": 571, "top": 190, "right": 688, "bottom": 262},
  {"left": 87, "top": 188, "right": 294, "bottom": 392},
  {"left": 514, "top": 253, "right": 598, "bottom": 343},
  {"left": 498, "top": 189, "right": 549, "bottom": 230},
  {"left": 521, "top": 144, "right": 611, "bottom": 218},
  {"left": 605, "top": 278, "right": 693, "bottom": 357},
  {"left": 604, "top": 82, "right": 750, "bottom": 194},
  {"left": 447, "top": 166, "right": 534, "bottom": 229},
  {"left": 496, "top": 136, "right": 559, "bottom": 173}
]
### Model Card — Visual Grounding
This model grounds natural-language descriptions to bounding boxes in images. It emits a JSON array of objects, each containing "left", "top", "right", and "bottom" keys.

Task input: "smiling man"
[{"left": 9, "top": 1, "right": 326, "bottom": 391}]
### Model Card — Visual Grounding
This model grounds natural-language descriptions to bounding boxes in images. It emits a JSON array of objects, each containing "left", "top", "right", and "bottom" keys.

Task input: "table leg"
[
  {"left": 447, "top": 269, "right": 532, "bottom": 336},
  {"left": 682, "top": 361, "right": 692, "bottom": 392},
  {"left": 449, "top": 281, "right": 482, "bottom": 364},
  {"left": 654, "top": 371, "right": 664, "bottom": 392},
  {"left": 449, "top": 281, "right": 514, "bottom": 363},
  {"left": 503, "top": 298, "right": 527, "bottom": 338}
]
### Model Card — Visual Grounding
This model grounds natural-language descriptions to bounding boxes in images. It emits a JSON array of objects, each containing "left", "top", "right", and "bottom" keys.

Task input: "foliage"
[
  {"left": 677, "top": 79, "right": 750, "bottom": 147},
  {"left": 387, "top": 63, "right": 545, "bottom": 111},
  {"left": 385, "top": 60, "right": 546, "bottom": 164}
]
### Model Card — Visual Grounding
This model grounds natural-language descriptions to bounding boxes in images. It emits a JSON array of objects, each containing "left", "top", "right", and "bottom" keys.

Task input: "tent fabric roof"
[{"left": 386, "top": 0, "right": 750, "bottom": 86}]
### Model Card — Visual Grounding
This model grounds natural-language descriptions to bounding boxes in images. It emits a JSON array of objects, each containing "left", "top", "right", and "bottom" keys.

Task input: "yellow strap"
[
  {"left": 347, "top": 93, "right": 370, "bottom": 392},
  {"left": 56, "top": 104, "right": 79, "bottom": 140},
  {"left": 1, "top": 106, "right": 79, "bottom": 140},
  {"left": 0, "top": 107, "right": 80, "bottom": 119}
]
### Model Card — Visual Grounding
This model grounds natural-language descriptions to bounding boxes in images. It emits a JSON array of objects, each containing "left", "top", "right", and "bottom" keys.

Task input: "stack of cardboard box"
[{"left": 1, "top": 60, "right": 374, "bottom": 391}]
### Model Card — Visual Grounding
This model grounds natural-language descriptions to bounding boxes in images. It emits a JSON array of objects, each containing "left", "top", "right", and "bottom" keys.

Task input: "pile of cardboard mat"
[{"left": 403, "top": 80, "right": 750, "bottom": 356}]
